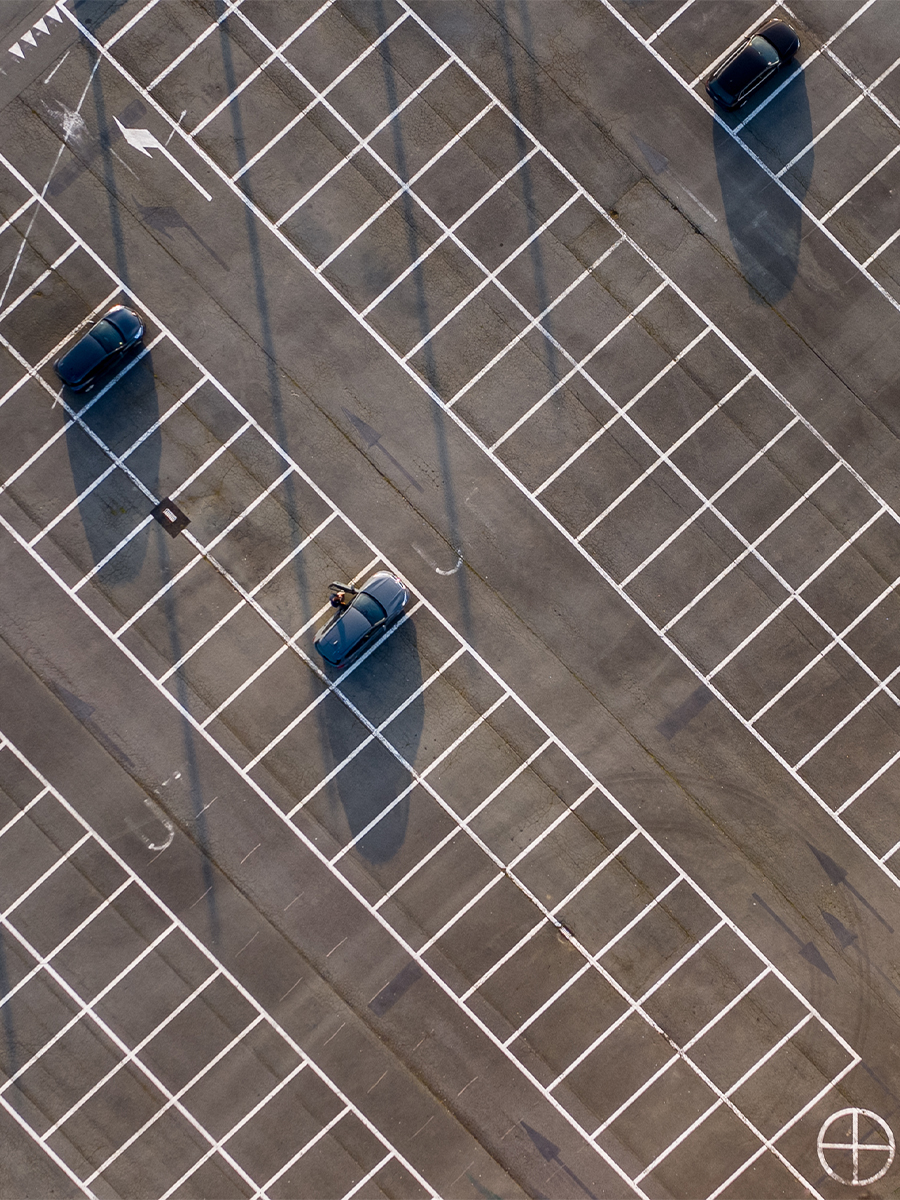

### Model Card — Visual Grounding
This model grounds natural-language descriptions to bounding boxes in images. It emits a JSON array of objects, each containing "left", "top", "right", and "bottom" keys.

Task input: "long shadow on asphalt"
[{"left": 713, "top": 68, "right": 813, "bottom": 305}]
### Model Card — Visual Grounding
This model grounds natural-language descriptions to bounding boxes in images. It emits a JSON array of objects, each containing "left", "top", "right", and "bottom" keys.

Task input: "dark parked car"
[
  {"left": 54, "top": 304, "right": 144, "bottom": 391},
  {"left": 314, "top": 571, "right": 409, "bottom": 668},
  {"left": 706, "top": 20, "right": 800, "bottom": 110}
]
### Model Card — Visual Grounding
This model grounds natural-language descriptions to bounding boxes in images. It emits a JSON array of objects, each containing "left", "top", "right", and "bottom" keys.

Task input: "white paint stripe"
[
  {"left": 3, "top": 915, "right": 175, "bottom": 1095},
  {"left": 0, "top": 1091, "right": 95, "bottom": 1198},
  {"left": 236, "top": 14, "right": 433, "bottom": 184},
  {"left": 0, "top": 786, "right": 47, "bottom": 840},
  {"left": 318, "top": 97, "right": 510, "bottom": 272},
  {"left": 707, "top": 1058, "right": 858, "bottom": 1199},
  {"left": 372, "top": 736, "right": 553, "bottom": 912},
  {"left": 191, "top": 0, "right": 336, "bottom": 135},
  {"left": 863, "top": 222, "right": 900, "bottom": 269},
  {"left": 527, "top": 282, "right": 670, "bottom": 495},
  {"left": 253, "top": 1105, "right": 351, "bottom": 1197},
  {"left": 594, "top": 966, "right": 770, "bottom": 1133},
  {"left": 0, "top": 195, "right": 37, "bottom": 238},
  {"left": 676, "top": 458, "right": 839, "bottom": 650},
  {"left": 0, "top": 244, "right": 77, "bottom": 324},
  {"left": 341, "top": 1153, "right": 394, "bottom": 1200},
  {"left": 146, "top": 0, "right": 244, "bottom": 92},
  {"left": 647, "top": 0, "right": 695, "bottom": 44},
  {"left": 0, "top": 738, "right": 438, "bottom": 1198},
  {"left": 776, "top": 92, "right": 866, "bottom": 178},
  {"left": 688, "top": 2, "right": 781, "bottom": 88},
  {"left": 103, "top": 0, "right": 164, "bottom": 48},
  {"left": 794, "top": 653, "right": 900, "bottom": 769},
  {"left": 2, "top": 831, "right": 90, "bottom": 918},
  {"left": 578, "top": 369, "right": 752, "bottom": 540},
  {"left": 618, "top": 413, "right": 802, "bottom": 587},
  {"left": 42, "top": 966, "right": 221, "bottom": 1139},
  {"left": 296, "top": 646, "right": 464, "bottom": 814},
  {"left": 202, "top": 552, "right": 381, "bottom": 728},
  {"left": 725, "top": 498, "right": 883, "bottom": 703},
  {"left": 485, "top": 241, "right": 627, "bottom": 442},
  {"left": 822, "top": 142, "right": 900, "bottom": 222},
  {"left": 634, "top": 1013, "right": 812, "bottom": 1181},
  {"left": 84, "top": 1015, "right": 267, "bottom": 1185},
  {"left": 158, "top": 1060, "right": 310, "bottom": 1200},
  {"left": 329, "top": 691, "right": 510, "bottom": 859},
  {"left": 551, "top": 912, "right": 722, "bottom": 1091},
  {"left": 464, "top": 827, "right": 640, "bottom": 1005},
  {"left": 159, "top": 510, "right": 337, "bottom": 682}
]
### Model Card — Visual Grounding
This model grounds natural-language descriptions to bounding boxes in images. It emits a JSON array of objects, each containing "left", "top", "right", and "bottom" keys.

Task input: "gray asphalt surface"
[{"left": 2, "top": 0, "right": 900, "bottom": 1196}]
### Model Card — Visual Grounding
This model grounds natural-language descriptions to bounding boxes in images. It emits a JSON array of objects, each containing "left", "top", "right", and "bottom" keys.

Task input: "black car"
[
  {"left": 314, "top": 572, "right": 409, "bottom": 668},
  {"left": 706, "top": 20, "right": 800, "bottom": 110},
  {"left": 54, "top": 304, "right": 144, "bottom": 392}
]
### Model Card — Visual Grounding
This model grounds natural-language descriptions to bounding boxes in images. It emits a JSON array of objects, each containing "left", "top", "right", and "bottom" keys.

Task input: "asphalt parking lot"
[{"left": 4, "top": 0, "right": 900, "bottom": 1197}]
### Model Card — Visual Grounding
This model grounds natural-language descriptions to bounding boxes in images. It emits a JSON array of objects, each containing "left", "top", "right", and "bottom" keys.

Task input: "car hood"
[
  {"left": 106, "top": 306, "right": 143, "bottom": 340},
  {"left": 315, "top": 607, "right": 373, "bottom": 664},
  {"left": 56, "top": 334, "right": 108, "bottom": 385}
]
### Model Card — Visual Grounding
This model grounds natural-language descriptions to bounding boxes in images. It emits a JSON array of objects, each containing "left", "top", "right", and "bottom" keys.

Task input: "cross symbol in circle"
[{"left": 817, "top": 1109, "right": 895, "bottom": 1186}]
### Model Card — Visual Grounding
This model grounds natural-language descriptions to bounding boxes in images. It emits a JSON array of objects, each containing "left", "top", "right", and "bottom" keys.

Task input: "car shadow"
[
  {"left": 322, "top": 620, "right": 423, "bottom": 864},
  {"left": 712, "top": 66, "right": 813, "bottom": 305}
]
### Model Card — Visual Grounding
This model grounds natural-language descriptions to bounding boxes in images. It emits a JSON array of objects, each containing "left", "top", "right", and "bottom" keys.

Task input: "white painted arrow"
[{"left": 114, "top": 118, "right": 211, "bottom": 201}]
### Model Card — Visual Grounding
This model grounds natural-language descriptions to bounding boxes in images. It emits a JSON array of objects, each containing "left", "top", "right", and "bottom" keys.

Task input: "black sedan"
[
  {"left": 54, "top": 304, "right": 144, "bottom": 392},
  {"left": 314, "top": 571, "right": 409, "bottom": 668},
  {"left": 706, "top": 20, "right": 800, "bottom": 111}
]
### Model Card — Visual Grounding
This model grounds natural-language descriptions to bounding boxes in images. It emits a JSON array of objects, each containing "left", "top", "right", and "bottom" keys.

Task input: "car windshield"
[
  {"left": 749, "top": 35, "right": 781, "bottom": 66},
  {"left": 351, "top": 592, "right": 387, "bottom": 625},
  {"left": 90, "top": 319, "right": 125, "bottom": 353}
]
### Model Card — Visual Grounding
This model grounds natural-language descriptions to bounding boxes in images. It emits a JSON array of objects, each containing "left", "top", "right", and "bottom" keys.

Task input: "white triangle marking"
[
  {"left": 34, "top": 17, "right": 49, "bottom": 35},
  {"left": 21, "top": 30, "right": 37, "bottom": 46},
  {"left": 47, "top": 4, "right": 63, "bottom": 20},
  {"left": 9, "top": 42, "right": 24, "bottom": 58}
]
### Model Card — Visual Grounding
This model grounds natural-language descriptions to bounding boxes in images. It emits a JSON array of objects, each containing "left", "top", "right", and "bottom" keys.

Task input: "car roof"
[
  {"left": 716, "top": 43, "right": 769, "bottom": 94},
  {"left": 57, "top": 332, "right": 109, "bottom": 383}
]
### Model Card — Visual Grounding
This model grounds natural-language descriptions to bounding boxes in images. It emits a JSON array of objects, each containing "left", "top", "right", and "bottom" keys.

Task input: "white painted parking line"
[
  {"left": 2, "top": 831, "right": 90, "bottom": 919},
  {"left": 235, "top": 11, "right": 427, "bottom": 185},
  {"left": 647, "top": 0, "right": 696, "bottom": 45},
  {"left": 40, "top": 965, "right": 222, "bottom": 1141},
  {"left": 317, "top": 93, "right": 497, "bottom": 273},
  {"left": 293, "top": 645, "right": 464, "bottom": 813},
  {"left": 160, "top": 511, "right": 338, "bottom": 683},
  {"left": 594, "top": 966, "right": 770, "bottom": 1134},
  {"left": 0, "top": 287, "right": 120, "bottom": 419},
  {"left": 84, "top": 1014, "right": 267, "bottom": 1187},
  {"left": 776, "top": 92, "right": 867, "bottom": 178},
  {"left": 710, "top": 486, "right": 876, "bottom": 686},
  {"left": 551, "top": 910, "right": 719, "bottom": 1090},
  {"left": 707, "top": 1058, "right": 858, "bottom": 1199},
  {"left": 619, "top": 413, "right": 801, "bottom": 588},
  {"left": 0, "top": 195, "right": 37, "bottom": 239},
  {"left": 341, "top": 1153, "right": 394, "bottom": 1200},
  {"left": 103, "top": 0, "right": 164, "bottom": 49},
  {"left": 463, "top": 828, "right": 641, "bottom": 1006},
  {"left": 146, "top": 0, "right": 245, "bottom": 93},
  {"left": 0, "top": 737, "right": 439, "bottom": 1199},
  {"left": 863, "top": 223, "right": 900, "bottom": 269},
  {"left": 634, "top": 1013, "right": 813, "bottom": 1182},
  {"left": 577, "top": 367, "right": 752, "bottom": 543},
  {"left": 822, "top": 142, "right": 900, "bottom": 222},
  {"left": 329, "top": 691, "right": 510, "bottom": 859},
  {"left": 0, "top": 243, "right": 77, "bottom": 325},
  {"left": 157, "top": 1059, "right": 310, "bottom": 1200},
  {"left": 794, "top": 655, "right": 900, "bottom": 770},
  {"left": 526, "top": 281, "right": 670, "bottom": 493},
  {"left": 252, "top": 1104, "right": 352, "bottom": 1200},
  {"left": 200, "top": 552, "right": 381, "bottom": 729},
  {"left": 745, "top": 513, "right": 893, "bottom": 723},
  {"left": 0, "top": 785, "right": 47, "bottom": 839},
  {"left": 191, "top": 0, "right": 335, "bottom": 136}
]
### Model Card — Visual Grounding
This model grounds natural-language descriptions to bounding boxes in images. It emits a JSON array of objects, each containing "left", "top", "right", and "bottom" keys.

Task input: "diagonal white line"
[{"left": 146, "top": 0, "right": 245, "bottom": 92}]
